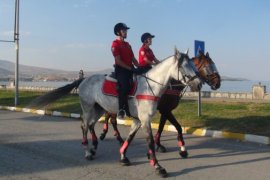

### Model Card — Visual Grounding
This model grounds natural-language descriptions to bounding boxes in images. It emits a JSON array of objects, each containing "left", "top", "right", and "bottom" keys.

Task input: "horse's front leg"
[
  {"left": 166, "top": 111, "right": 188, "bottom": 158},
  {"left": 119, "top": 119, "right": 141, "bottom": 166},
  {"left": 141, "top": 119, "right": 168, "bottom": 177},
  {"left": 154, "top": 112, "right": 168, "bottom": 153},
  {"left": 81, "top": 122, "right": 92, "bottom": 160},
  {"left": 110, "top": 114, "right": 124, "bottom": 145}
]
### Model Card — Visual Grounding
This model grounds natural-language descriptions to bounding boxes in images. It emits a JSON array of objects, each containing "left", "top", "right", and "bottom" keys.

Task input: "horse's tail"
[{"left": 27, "top": 78, "right": 85, "bottom": 109}]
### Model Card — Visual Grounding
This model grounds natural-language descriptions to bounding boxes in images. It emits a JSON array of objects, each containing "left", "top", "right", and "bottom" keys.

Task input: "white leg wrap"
[{"left": 180, "top": 146, "right": 186, "bottom": 151}]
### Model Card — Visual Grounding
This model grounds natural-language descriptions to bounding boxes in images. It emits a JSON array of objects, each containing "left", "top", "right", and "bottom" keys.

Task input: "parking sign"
[{"left": 194, "top": 40, "right": 205, "bottom": 56}]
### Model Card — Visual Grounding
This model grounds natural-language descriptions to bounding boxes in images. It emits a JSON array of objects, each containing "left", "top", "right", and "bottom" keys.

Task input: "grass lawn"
[{"left": 1, "top": 89, "right": 270, "bottom": 136}]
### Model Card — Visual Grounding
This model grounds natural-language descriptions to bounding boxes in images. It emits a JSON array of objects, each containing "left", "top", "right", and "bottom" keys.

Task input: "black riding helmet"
[
  {"left": 114, "top": 23, "right": 130, "bottom": 35},
  {"left": 141, "top": 32, "right": 155, "bottom": 43}
]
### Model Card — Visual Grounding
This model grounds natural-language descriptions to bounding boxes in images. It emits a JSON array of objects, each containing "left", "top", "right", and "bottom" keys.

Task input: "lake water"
[
  {"left": 202, "top": 80, "right": 270, "bottom": 93},
  {"left": 1, "top": 80, "right": 270, "bottom": 93}
]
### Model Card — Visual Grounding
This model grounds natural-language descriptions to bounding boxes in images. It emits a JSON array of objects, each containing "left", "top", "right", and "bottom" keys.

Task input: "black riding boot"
[
  {"left": 123, "top": 97, "right": 131, "bottom": 117},
  {"left": 117, "top": 93, "right": 126, "bottom": 120}
]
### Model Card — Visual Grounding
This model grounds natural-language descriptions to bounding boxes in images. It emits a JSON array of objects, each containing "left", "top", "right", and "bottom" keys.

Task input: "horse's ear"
[
  {"left": 199, "top": 50, "right": 204, "bottom": 56},
  {"left": 185, "top": 48, "right": 189, "bottom": 55},
  {"left": 174, "top": 46, "right": 180, "bottom": 60},
  {"left": 206, "top": 52, "right": 209, "bottom": 57},
  {"left": 174, "top": 46, "right": 178, "bottom": 54}
]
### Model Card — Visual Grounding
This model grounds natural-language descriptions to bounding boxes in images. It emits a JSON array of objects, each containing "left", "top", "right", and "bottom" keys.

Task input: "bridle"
[
  {"left": 192, "top": 55, "right": 220, "bottom": 89},
  {"left": 178, "top": 54, "right": 200, "bottom": 84}
]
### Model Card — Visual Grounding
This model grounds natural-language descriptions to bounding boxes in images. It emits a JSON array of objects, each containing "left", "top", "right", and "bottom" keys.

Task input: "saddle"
[{"left": 102, "top": 73, "right": 137, "bottom": 97}]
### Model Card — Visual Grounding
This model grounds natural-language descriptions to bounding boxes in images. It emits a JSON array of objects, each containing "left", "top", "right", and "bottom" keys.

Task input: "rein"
[{"left": 139, "top": 71, "right": 197, "bottom": 98}]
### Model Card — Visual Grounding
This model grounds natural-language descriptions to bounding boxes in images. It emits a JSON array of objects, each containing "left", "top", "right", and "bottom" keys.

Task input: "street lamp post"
[
  {"left": 0, "top": 0, "right": 20, "bottom": 106},
  {"left": 14, "top": 0, "right": 20, "bottom": 106}
]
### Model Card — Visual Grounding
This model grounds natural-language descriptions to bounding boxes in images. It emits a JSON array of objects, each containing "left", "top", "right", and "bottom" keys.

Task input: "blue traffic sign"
[{"left": 194, "top": 40, "right": 205, "bottom": 56}]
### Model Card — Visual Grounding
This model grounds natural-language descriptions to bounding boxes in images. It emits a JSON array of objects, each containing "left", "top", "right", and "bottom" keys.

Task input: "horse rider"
[
  {"left": 138, "top": 32, "right": 160, "bottom": 73},
  {"left": 111, "top": 22, "right": 140, "bottom": 119},
  {"left": 79, "top": 69, "right": 84, "bottom": 79}
]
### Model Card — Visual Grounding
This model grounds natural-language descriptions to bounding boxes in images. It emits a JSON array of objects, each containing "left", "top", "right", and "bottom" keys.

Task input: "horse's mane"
[{"left": 145, "top": 55, "right": 174, "bottom": 75}]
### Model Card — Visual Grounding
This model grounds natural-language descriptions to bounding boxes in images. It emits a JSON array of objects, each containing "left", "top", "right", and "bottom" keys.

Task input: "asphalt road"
[{"left": 0, "top": 110, "right": 270, "bottom": 180}]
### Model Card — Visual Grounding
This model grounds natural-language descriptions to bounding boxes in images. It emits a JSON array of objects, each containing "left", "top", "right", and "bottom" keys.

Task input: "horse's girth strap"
[
  {"left": 136, "top": 95, "right": 159, "bottom": 101},
  {"left": 164, "top": 89, "right": 181, "bottom": 96}
]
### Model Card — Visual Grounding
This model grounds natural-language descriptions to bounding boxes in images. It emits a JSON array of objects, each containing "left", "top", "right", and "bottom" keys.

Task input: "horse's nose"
[{"left": 214, "top": 82, "right": 221, "bottom": 89}]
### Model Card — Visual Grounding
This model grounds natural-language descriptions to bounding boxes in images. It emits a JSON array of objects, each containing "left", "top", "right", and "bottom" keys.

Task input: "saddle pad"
[{"left": 102, "top": 79, "right": 137, "bottom": 97}]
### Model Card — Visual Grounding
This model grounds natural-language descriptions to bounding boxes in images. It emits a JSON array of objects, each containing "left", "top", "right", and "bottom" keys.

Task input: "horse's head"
[
  {"left": 173, "top": 48, "right": 202, "bottom": 92},
  {"left": 192, "top": 51, "right": 221, "bottom": 90}
]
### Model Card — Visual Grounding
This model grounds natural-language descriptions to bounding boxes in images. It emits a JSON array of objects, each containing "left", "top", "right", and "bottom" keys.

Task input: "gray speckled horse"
[
  {"left": 99, "top": 51, "right": 221, "bottom": 159},
  {"left": 29, "top": 48, "right": 202, "bottom": 177}
]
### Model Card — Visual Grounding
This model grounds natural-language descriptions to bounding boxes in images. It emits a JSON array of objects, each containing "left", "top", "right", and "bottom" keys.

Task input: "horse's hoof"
[
  {"left": 100, "top": 133, "right": 106, "bottom": 140},
  {"left": 156, "top": 144, "right": 167, "bottom": 153},
  {"left": 90, "top": 149, "right": 96, "bottom": 156},
  {"left": 179, "top": 150, "right": 188, "bottom": 158},
  {"left": 155, "top": 167, "right": 168, "bottom": 178},
  {"left": 119, "top": 157, "right": 131, "bottom": 166},
  {"left": 85, "top": 155, "right": 93, "bottom": 160}
]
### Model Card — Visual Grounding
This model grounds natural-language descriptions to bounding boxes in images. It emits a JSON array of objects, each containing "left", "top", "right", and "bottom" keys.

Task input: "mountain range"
[
  {"left": 0, "top": 59, "right": 248, "bottom": 81},
  {"left": 0, "top": 59, "right": 113, "bottom": 81}
]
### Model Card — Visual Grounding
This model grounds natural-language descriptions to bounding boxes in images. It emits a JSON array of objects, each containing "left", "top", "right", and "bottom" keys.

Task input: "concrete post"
[{"left": 252, "top": 82, "right": 266, "bottom": 99}]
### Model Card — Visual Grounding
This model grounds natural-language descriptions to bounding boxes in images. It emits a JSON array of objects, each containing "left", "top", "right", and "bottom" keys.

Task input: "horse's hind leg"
[
  {"left": 166, "top": 111, "right": 188, "bottom": 158},
  {"left": 81, "top": 121, "right": 92, "bottom": 160},
  {"left": 100, "top": 112, "right": 110, "bottom": 140},
  {"left": 119, "top": 118, "right": 141, "bottom": 166},
  {"left": 81, "top": 103, "right": 104, "bottom": 160},
  {"left": 87, "top": 104, "right": 104, "bottom": 159},
  {"left": 89, "top": 123, "right": 98, "bottom": 157},
  {"left": 110, "top": 114, "right": 124, "bottom": 145}
]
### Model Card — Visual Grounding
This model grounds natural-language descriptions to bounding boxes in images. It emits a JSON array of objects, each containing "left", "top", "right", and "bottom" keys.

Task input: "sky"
[{"left": 0, "top": 0, "right": 270, "bottom": 81}]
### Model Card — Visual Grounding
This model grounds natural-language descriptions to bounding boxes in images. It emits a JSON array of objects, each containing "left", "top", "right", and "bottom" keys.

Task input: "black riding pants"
[{"left": 115, "top": 65, "right": 133, "bottom": 113}]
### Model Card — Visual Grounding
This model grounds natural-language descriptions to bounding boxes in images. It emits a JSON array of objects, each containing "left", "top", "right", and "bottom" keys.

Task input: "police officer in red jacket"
[{"left": 111, "top": 23, "right": 140, "bottom": 119}]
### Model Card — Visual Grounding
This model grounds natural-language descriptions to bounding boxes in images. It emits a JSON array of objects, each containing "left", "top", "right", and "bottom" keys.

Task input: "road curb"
[{"left": 1, "top": 105, "right": 269, "bottom": 145}]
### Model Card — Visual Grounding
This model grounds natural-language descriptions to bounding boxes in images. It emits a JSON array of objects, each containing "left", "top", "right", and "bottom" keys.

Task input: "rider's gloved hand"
[{"left": 131, "top": 66, "right": 142, "bottom": 75}]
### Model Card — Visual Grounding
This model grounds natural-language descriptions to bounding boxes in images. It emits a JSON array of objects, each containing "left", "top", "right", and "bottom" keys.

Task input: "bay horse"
[
  {"left": 155, "top": 51, "right": 221, "bottom": 156},
  {"left": 29, "top": 48, "right": 202, "bottom": 177},
  {"left": 99, "top": 51, "right": 221, "bottom": 158}
]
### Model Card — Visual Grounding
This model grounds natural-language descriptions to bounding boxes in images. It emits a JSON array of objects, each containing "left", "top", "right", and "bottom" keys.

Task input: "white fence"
[{"left": 1, "top": 84, "right": 270, "bottom": 100}]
